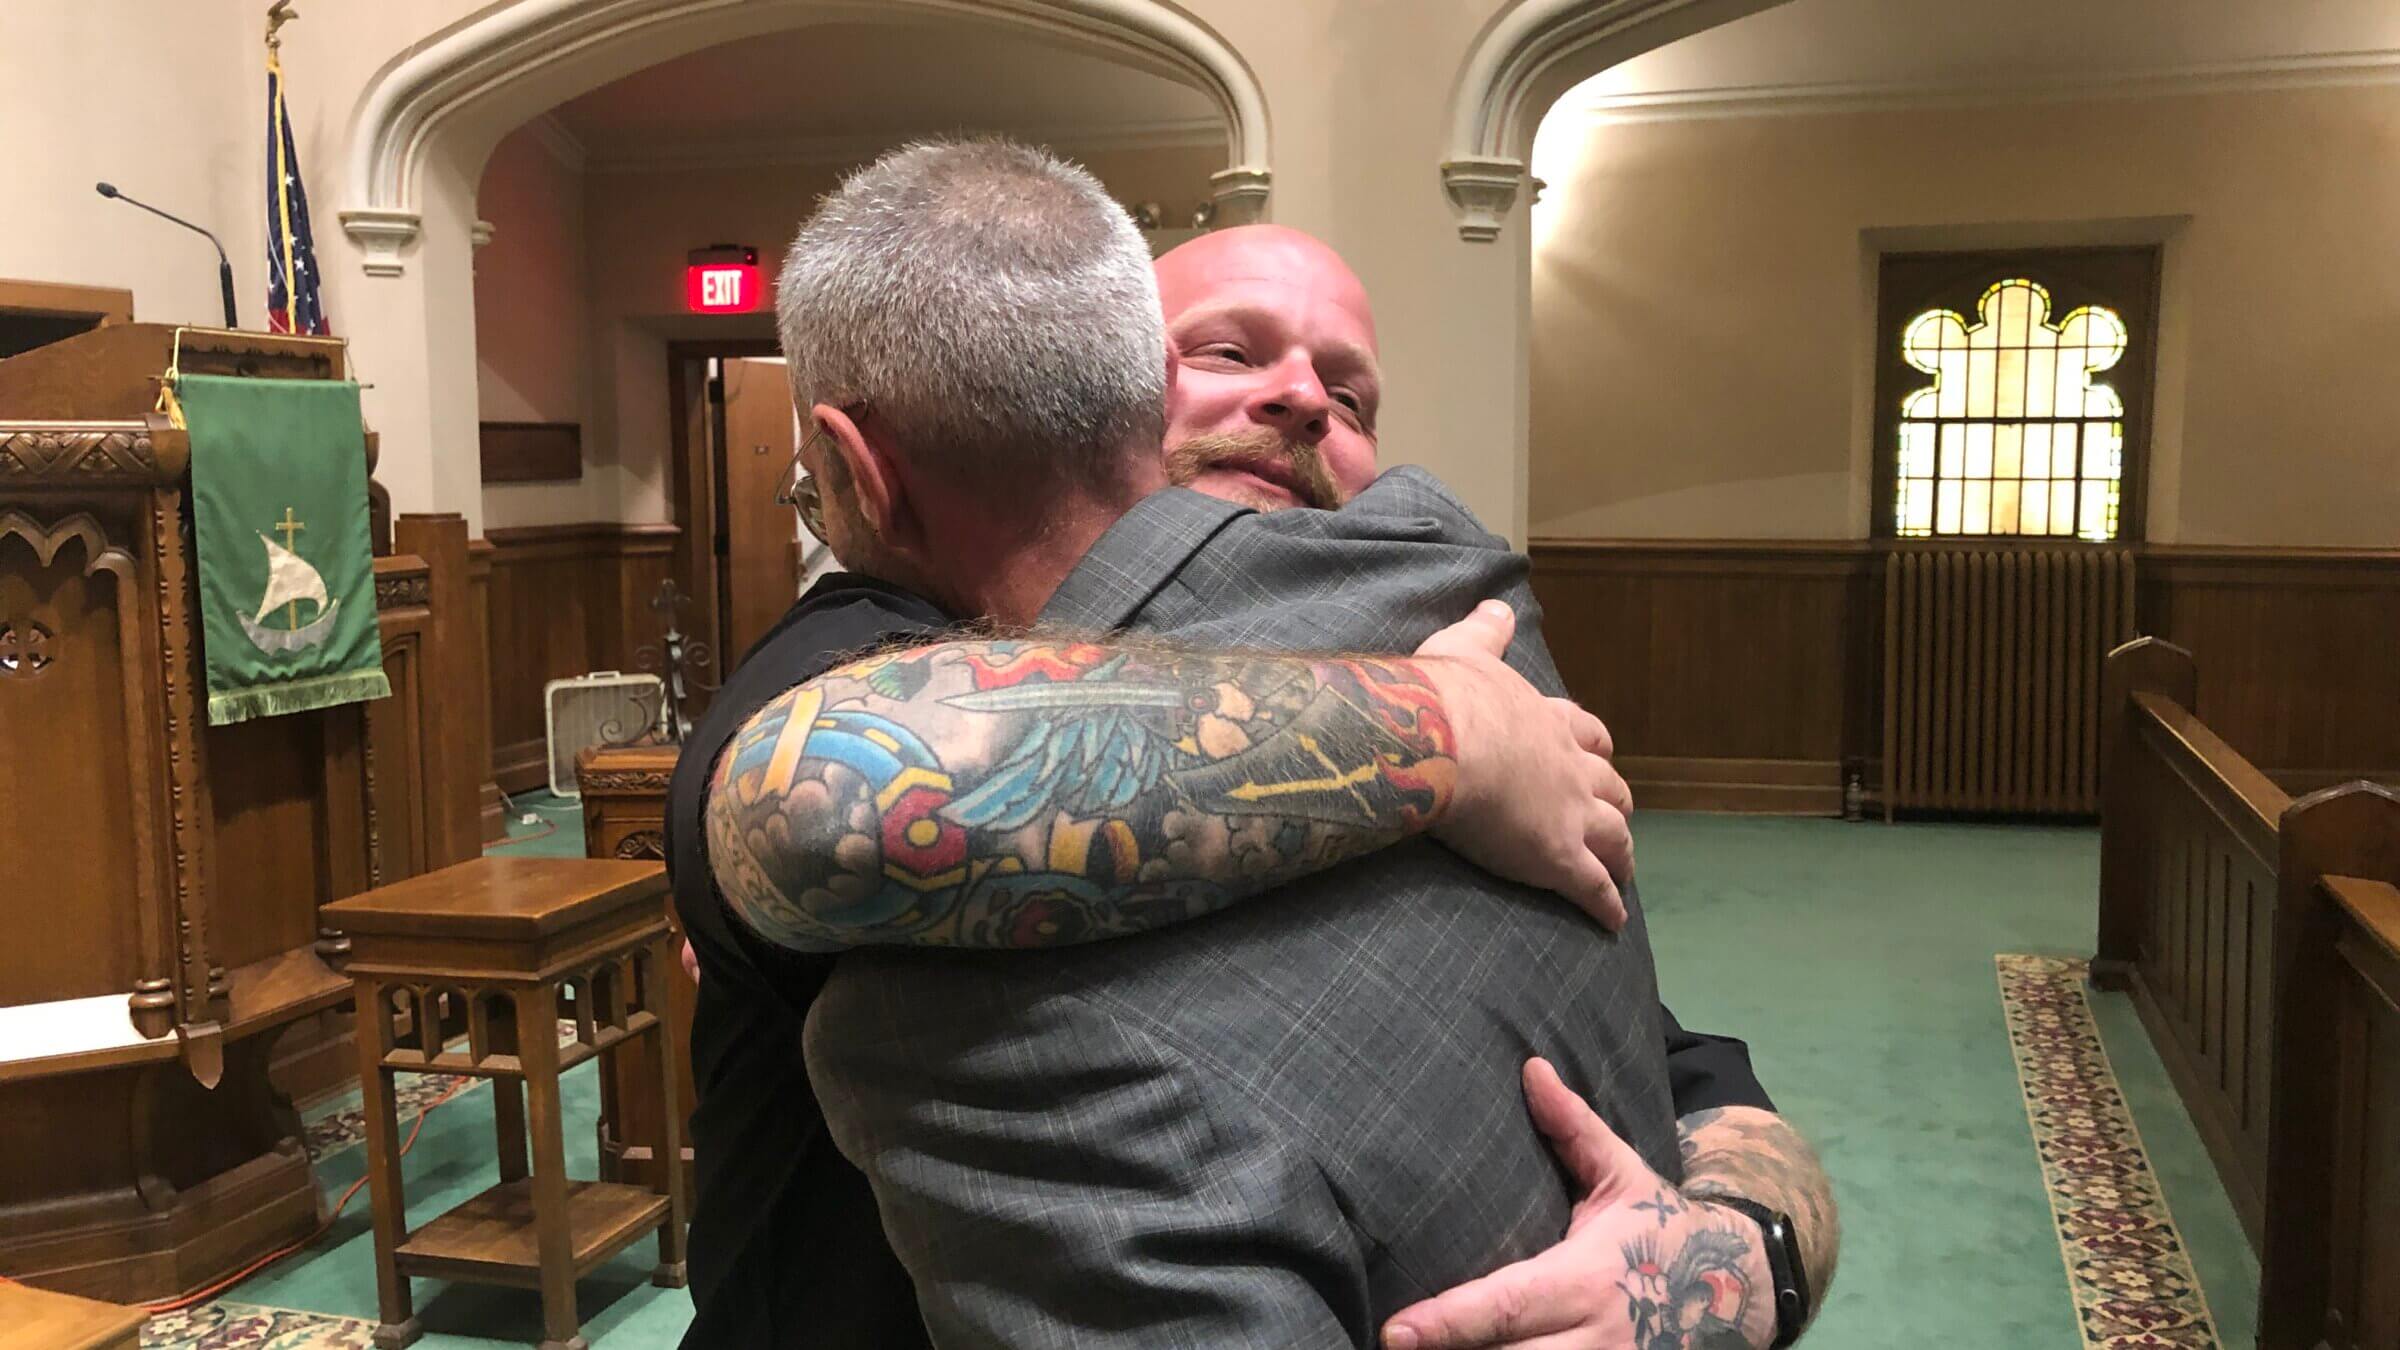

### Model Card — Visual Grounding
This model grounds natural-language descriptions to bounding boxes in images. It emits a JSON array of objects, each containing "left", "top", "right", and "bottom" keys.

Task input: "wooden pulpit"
[{"left": 0, "top": 324, "right": 485, "bottom": 1300}]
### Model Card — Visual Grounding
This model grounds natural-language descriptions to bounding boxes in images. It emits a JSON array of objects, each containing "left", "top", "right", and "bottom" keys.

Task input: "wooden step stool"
[{"left": 324, "top": 856, "right": 689, "bottom": 1350}]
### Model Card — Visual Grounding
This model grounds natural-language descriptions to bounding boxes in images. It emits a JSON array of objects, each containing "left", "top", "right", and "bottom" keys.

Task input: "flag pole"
[{"left": 268, "top": 1, "right": 298, "bottom": 336}]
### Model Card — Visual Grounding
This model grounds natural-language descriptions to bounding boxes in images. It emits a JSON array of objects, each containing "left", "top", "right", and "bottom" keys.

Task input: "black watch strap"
[{"left": 1700, "top": 1194, "right": 1809, "bottom": 1349}]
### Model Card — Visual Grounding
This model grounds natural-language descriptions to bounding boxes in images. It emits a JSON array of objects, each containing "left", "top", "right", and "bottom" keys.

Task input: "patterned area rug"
[
  {"left": 143, "top": 1301, "right": 376, "bottom": 1349},
  {"left": 302, "top": 1019, "right": 582, "bottom": 1163},
  {"left": 1997, "top": 954, "right": 2224, "bottom": 1349},
  {"left": 302, "top": 1068, "right": 478, "bottom": 1163}
]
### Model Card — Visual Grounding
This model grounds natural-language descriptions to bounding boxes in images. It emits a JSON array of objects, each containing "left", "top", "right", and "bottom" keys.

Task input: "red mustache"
[{"left": 1164, "top": 428, "right": 1345, "bottom": 510}]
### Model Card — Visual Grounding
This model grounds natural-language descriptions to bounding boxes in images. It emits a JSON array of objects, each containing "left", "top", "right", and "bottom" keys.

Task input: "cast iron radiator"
[{"left": 1882, "top": 546, "right": 2135, "bottom": 816}]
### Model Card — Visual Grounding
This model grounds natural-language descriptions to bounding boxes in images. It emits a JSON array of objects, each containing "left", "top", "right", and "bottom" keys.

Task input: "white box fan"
[{"left": 543, "top": 671, "right": 666, "bottom": 799}]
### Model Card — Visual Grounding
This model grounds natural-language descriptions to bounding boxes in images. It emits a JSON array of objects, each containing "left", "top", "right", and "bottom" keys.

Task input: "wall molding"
[
  {"left": 525, "top": 111, "right": 589, "bottom": 172},
  {"left": 484, "top": 519, "right": 679, "bottom": 560},
  {"left": 1442, "top": 0, "right": 1791, "bottom": 241},
  {"left": 1552, "top": 47, "right": 2400, "bottom": 126},
  {"left": 1618, "top": 755, "right": 1844, "bottom": 815},
  {"left": 579, "top": 114, "right": 1228, "bottom": 175},
  {"left": 342, "top": 0, "right": 1271, "bottom": 276}
]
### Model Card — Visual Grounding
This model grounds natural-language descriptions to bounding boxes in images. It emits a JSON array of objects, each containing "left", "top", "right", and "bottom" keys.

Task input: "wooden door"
[{"left": 714, "top": 357, "right": 800, "bottom": 664}]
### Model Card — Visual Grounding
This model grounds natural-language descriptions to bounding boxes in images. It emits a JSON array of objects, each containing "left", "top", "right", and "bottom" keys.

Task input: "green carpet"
[
  {"left": 483, "top": 789, "right": 588, "bottom": 859},
  {"left": 1631, "top": 812, "right": 2256, "bottom": 1349},
  {"left": 147, "top": 810, "right": 2258, "bottom": 1347}
]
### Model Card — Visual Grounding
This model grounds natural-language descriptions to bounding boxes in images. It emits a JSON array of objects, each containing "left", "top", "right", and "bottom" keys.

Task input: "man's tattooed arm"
[
  {"left": 705, "top": 638, "right": 1461, "bottom": 952},
  {"left": 1678, "top": 1106, "right": 1840, "bottom": 1331}
]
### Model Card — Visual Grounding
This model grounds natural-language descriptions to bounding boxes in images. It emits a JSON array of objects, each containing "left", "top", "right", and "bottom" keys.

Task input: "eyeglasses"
[{"left": 777, "top": 420, "right": 833, "bottom": 541}]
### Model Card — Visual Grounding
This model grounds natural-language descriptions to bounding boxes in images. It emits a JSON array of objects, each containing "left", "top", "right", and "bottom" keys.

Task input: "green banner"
[{"left": 183, "top": 374, "right": 389, "bottom": 725}]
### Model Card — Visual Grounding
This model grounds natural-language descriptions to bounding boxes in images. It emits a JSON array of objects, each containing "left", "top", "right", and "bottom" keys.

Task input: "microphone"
[{"left": 97, "top": 181, "right": 238, "bottom": 329}]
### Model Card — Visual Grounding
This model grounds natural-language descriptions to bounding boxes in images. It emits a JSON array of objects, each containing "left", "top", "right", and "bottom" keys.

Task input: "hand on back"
[
  {"left": 1414, "top": 602, "right": 1633, "bottom": 930},
  {"left": 1382, "top": 1059, "right": 1776, "bottom": 1350}
]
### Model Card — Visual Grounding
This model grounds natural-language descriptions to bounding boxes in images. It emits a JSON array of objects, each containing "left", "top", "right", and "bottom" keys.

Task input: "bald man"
[{"left": 1148, "top": 224, "right": 1838, "bottom": 1350}]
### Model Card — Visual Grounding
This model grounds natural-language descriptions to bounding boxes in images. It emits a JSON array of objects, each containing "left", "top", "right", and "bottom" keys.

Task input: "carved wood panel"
[
  {"left": 2327, "top": 944, "right": 2400, "bottom": 1345},
  {"left": 0, "top": 527, "right": 141, "bottom": 1003},
  {"left": 366, "top": 630, "right": 428, "bottom": 885},
  {"left": 204, "top": 714, "right": 336, "bottom": 971},
  {"left": 2120, "top": 722, "right": 2278, "bottom": 1242}
]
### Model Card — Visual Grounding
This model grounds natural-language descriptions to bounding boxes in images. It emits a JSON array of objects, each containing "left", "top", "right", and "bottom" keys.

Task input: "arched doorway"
[
  {"left": 399, "top": 1, "right": 1261, "bottom": 795},
  {"left": 337, "top": 0, "right": 1270, "bottom": 532}
]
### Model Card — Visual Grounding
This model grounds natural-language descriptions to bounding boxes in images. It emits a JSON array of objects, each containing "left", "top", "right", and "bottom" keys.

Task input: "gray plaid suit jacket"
[{"left": 806, "top": 467, "right": 1679, "bottom": 1348}]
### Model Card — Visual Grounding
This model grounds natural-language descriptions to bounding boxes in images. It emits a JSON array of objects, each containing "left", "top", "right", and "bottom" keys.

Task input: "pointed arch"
[
  {"left": 341, "top": 0, "right": 1271, "bottom": 275},
  {"left": 1441, "top": 0, "right": 1788, "bottom": 240}
]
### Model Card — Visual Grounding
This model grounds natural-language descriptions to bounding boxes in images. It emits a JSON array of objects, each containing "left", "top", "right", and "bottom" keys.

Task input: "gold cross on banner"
[{"left": 276, "top": 508, "right": 305, "bottom": 628}]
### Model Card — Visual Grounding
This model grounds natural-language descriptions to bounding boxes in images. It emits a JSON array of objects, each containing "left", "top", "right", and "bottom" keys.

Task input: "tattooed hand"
[
  {"left": 1380, "top": 1059, "right": 1776, "bottom": 1350},
  {"left": 1415, "top": 602, "right": 1633, "bottom": 931}
]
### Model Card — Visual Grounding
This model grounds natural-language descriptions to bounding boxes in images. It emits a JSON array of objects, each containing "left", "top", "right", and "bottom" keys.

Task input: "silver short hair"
[{"left": 776, "top": 138, "right": 1166, "bottom": 499}]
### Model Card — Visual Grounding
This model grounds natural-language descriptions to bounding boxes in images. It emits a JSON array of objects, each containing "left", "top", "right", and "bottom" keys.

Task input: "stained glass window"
[{"left": 1893, "top": 278, "right": 2127, "bottom": 542}]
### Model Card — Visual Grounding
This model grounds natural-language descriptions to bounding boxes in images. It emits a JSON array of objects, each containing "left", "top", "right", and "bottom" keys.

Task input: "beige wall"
[
  {"left": 474, "top": 126, "right": 609, "bottom": 527},
  {"left": 0, "top": 0, "right": 497, "bottom": 517},
  {"left": 1, "top": 0, "right": 1736, "bottom": 544},
  {"left": 1529, "top": 82, "right": 2400, "bottom": 548},
  {"left": 0, "top": 3, "right": 256, "bottom": 324}
]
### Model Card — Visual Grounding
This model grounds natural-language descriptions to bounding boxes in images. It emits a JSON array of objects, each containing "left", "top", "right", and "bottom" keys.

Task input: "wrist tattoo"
[
  {"left": 1621, "top": 1198, "right": 1757, "bottom": 1350},
  {"left": 706, "top": 638, "right": 1461, "bottom": 951},
  {"left": 1678, "top": 1106, "right": 1839, "bottom": 1326}
]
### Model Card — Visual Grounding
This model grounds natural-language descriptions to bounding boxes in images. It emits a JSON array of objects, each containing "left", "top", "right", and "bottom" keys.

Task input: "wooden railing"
[
  {"left": 2095, "top": 636, "right": 2400, "bottom": 1350},
  {"left": 2094, "top": 638, "right": 2288, "bottom": 1237}
]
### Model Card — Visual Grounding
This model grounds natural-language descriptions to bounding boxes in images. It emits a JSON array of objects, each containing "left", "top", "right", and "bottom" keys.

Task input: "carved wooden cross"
[{"left": 0, "top": 622, "right": 52, "bottom": 675}]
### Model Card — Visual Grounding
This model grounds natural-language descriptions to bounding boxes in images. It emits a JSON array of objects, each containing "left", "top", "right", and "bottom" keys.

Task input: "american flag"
[{"left": 265, "top": 48, "right": 329, "bottom": 335}]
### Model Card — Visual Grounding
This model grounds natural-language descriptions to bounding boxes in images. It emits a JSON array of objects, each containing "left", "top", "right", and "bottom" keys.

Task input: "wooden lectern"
[{"left": 0, "top": 324, "right": 485, "bottom": 1300}]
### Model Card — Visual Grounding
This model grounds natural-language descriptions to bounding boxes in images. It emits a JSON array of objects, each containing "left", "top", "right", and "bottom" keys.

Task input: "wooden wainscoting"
[
  {"left": 483, "top": 523, "right": 680, "bottom": 795},
  {"left": 1528, "top": 540, "right": 1876, "bottom": 813},
  {"left": 2140, "top": 546, "right": 2400, "bottom": 795},
  {"left": 1530, "top": 539, "right": 2398, "bottom": 815}
]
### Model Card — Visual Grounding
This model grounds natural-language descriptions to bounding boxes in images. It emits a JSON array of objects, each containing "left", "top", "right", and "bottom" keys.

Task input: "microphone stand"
[{"left": 96, "top": 182, "right": 238, "bottom": 329}]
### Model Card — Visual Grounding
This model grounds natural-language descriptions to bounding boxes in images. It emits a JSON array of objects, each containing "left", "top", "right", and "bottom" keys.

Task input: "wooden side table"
[
  {"left": 0, "top": 1283, "right": 145, "bottom": 1350},
  {"left": 324, "top": 857, "right": 688, "bottom": 1350}
]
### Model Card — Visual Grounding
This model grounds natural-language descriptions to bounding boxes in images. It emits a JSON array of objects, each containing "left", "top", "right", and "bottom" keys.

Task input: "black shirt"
[
  {"left": 670, "top": 574, "right": 945, "bottom": 1350},
  {"left": 669, "top": 573, "right": 1773, "bottom": 1346}
]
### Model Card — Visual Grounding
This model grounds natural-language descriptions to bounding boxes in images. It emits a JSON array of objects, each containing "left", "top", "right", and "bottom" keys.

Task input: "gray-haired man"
[{"left": 703, "top": 140, "right": 1764, "bottom": 1348}]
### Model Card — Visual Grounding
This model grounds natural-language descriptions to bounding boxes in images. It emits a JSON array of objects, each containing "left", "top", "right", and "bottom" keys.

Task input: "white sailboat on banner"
[{"left": 238, "top": 530, "right": 340, "bottom": 653}]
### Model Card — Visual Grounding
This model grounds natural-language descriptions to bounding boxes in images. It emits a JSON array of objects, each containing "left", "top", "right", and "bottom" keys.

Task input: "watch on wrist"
[{"left": 1700, "top": 1193, "right": 1809, "bottom": 1349}]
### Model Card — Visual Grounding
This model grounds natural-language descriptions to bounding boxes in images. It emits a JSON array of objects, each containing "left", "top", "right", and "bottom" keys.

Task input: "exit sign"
[{"left": 685, "top": 245, "right": 760, "bottom": 314}]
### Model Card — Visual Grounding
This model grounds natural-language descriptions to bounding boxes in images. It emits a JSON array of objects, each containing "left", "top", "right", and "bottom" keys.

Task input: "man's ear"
[{"left": 812, "top": 402, "right": 910, "bottom": 542}]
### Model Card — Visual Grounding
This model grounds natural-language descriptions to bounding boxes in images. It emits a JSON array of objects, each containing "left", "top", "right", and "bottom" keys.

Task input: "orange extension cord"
[
  {"left": 0, "top": 1074, "right": 476, "bottom": 1315},
  {"left": 141, "top": 1074, "right": 478, "bottom": 1313}
]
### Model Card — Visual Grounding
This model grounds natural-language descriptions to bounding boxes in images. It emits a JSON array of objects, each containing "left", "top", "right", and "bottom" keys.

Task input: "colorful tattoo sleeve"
[{"left": 704, "top": 637, "right": 1459, "bottom": 951}]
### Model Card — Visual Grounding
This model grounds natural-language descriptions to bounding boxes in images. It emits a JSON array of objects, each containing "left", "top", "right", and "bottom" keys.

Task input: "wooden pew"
[
  {"left": 2259, "top": 785, "right": 2400, "bottom": 1350},
  {"left": 2096, "top": 637, "right": 2400, "bottom": 1348},
  {"left": 2093, "top": 636, "right": 2288, "bottom": 1239}
]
